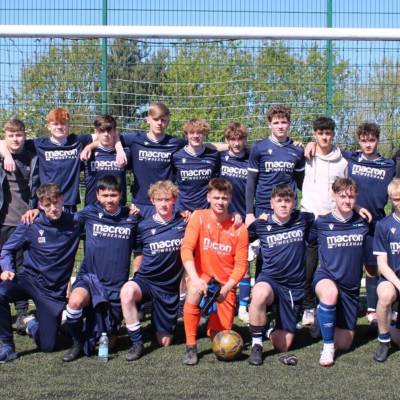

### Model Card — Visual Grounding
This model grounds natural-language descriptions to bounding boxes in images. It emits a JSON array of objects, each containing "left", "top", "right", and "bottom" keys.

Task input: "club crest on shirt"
[
  {"left": 391, "top": 227, "right": 396, "bottom": 234},
  {"left": 38, "top": 229, "right": 46, "bottom": 244},
  {"left": 329, "top": 224, "right": 334, "bottom": 230}
]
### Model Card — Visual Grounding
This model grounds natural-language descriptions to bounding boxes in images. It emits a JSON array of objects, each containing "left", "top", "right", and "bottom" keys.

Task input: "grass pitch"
[{"left": 0, "top": 314, "right": 399, "bottom": 400}]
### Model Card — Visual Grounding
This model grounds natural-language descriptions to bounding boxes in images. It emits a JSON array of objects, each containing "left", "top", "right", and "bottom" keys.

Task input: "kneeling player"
[
  {"left": 247, "top": 184, "right": 313, "bottom": 365},
  {"left": 0, "top": 184, "right": 80, "bottom": 362},
  {"left": 181, "top": 178, "right": 248, "bottom": 365},
  {"left": 373, "top": 178, "right": 400, "bottom": 362},
  {"left": 120, "top": 181, "right": 185, "bottom": 361},
  {"left": 313, "top": 178, "right": 369, "bottom": 366},
  {"left": 63, "top": 176, "right": 138, "bottom": 361}
]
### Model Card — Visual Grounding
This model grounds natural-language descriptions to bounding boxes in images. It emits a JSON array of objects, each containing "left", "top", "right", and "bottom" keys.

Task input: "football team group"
[{"left": 0, "top": 102, "right": 399, "bottom": 368}]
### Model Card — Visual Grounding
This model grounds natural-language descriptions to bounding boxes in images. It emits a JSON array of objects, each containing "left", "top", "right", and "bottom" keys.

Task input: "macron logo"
[
  {"left": 326, "top": 234, "right": 364, "bottom": 249},
  {"left": 180, "top": 168, "right": 212, "bottom": 181},
  {"left": 221, "top": 165, "right": 247, "bottom": 179},
  {"left": 351, "top": 164, "right": 386, "bottom": 180},
  {"left": 138, "top": 150, "right": 171, "bottom": 162},
  {"left": 265, "top": 229, "right": 303, "bottom": 248},
  {"left": 264, "top": 161, "right": 295, "bottom": 173},
  {"left": 203, "top": 237, "right": 232, "bottom": 254},
  {"left": 149, "top": 238, "right": 183, "bottom": 254},
  {"left": 90, "top": 160, "right": 121, "bottom": 171},
  {"left": 93, "top": 223, "right": 131, "bottom": 239},
  {"left": 45, "top": 149, "right": 78, "bottom": 161}
]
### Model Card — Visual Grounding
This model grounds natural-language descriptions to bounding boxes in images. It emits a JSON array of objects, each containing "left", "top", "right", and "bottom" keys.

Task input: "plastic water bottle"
[{"left": 98, "top": 332, "right": 109, "bottom": 362}]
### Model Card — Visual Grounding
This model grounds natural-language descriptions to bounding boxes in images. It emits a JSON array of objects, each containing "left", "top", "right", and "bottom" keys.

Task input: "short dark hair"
[
  {"left": 332, "top": 177, "right": 358, "bottom": 194},
  {"left": 271, "top": 183, "right": 295, "bottom": 199},
  {"left": 266, "top": 104, "right": 291, "bottom": 122},
  {"left": 96, "top": 175, "right": 122, "bottom": 193},
  {"left": 313, "top": 116, "right": 336, "bottom": 132},
  {"left": 36, "top": 183, "right": 63, "bottom": 203},
  {"left": 356, "top": 122, "right": 380, "bottom": 140},
  {"left": 94, "top": 115, "right": 117, "bottom": 132},
  {"left": 207, "top": 178, "right": 232, "bottom": 195}
]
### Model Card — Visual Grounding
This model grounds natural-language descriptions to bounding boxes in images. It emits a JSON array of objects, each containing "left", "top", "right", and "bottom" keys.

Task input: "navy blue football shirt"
[
  {"left": 121, "top": 131, "right": 186, "bottom": 206},
  {"left": 27, "top": 134, "right": 92, "bottom": 206},
  {"left": 248, "top": 211, "right": 314, "bottom": 289},
  {"left": 83, "top": 146, "right": 130, "bottom": 206},
  {"left": 343, "top": 151, "right": 395, "bottom": 224},
  {"left": 310, "top": 212, "right": 370, "bottom": 291},
  {"left": 135, "top": 213, "right": 185, "bottom": 291},
  {"left": 220, "top": 150, "right": 248, "bottom": 218},
  {"left": 173, "top": 146, "right": 220, "bottom": 212},
  {"left": 247, "top": 137, "right": 304, "bottom": 212},
  {"left": 75, "top": 203, "right": 138, "bottom": 290},
  {"left": 0, "top": 212, "right": 81, "bottom": 299},
  {"left": 373, "top": 213, "right": 400, "bottom": 277}
]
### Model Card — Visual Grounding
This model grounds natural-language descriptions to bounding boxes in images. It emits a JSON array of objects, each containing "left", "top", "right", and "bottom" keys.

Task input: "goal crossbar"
[{"left": 1, "top": 25, "right": 400, "bottom": 41}]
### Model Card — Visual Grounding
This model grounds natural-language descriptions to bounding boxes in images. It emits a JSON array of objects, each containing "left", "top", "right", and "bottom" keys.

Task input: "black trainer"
[
  {"left": 14, "top": 314, "right": 28, "bottom": 336},
  {"left": 126, "top": 342, "right": 144, "bottom": 361},
  {"left": 373, "top": 342, "right": 390, "bottom": 363},
  {"left": 248, "top": 344, "right": 263, "bottom": 366},
  {"left": 183, "top": 345, "right": 198, "bottom": 366},
  {"left": 63, "top": 342, "right": 83, "bottom": 362}
]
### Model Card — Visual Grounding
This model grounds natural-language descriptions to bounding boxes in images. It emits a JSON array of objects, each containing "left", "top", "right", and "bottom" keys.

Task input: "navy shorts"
[
  {"left": 363, "top": 233, "right": 377, "bottom": 268},
  {"left": 256, "top": 273, "right": 303, "bottom": 334},
  {"left": 313, "top": 269, "right": 360, "bottom": 331},
  {"left": 133, "top": 276, "right": 179, "bottom": 335}
]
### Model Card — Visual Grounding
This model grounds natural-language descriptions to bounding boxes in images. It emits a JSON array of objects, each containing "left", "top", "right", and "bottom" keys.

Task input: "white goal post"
[{"left": 0, "top": 25, "right": 400, "bottom": 41}]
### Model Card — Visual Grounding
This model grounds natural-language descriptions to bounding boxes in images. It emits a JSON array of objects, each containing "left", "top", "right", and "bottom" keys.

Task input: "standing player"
[
  {"left": 245, "top": 104, "right": 304, "bottom": 226},
  {"left": 247, "top": 184, "right": 314, "bottom": 365},
  {"left": 83, "top": 115, "right": 130, "bottom": 206},
  {"left": 343, "top": 122, "right": 395, "bottom": 324},
  {"left": 1, "top": 109, "right": 86, "bottom": 212},
  {"left": 220, "top": 122, "right": 251, "bottom": 323},
  {"left": 372, "top": 178, "right": 400, "bottom": 362},
  {"left": 120, "top": 181, "right": 185, "bottom": 361},
  {"left": 301, "top": 117, "right": 348, "bottom": 326},
  {"left": 312, "top": 178, "right": 369, "bottom": 367},
  {"left": 0, "top": 184, "right": 81, "bottom": 362},
  {"left": 120, "top": 103, "right": 186, "bottom": 217},
  {"left": 62, "top": 176, "right": 138, "bottom": 361},
  {"left": 0, "top": 119, "right": 39, "bottom": 333},
  {"left": 173, "top": 119, "right": 220, "bottom": 213},
  {"left": 181, "top": 178, "right": 248, "bottom": 365}
]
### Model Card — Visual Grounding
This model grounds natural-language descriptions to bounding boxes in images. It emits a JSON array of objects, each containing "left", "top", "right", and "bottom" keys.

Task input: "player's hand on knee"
[
  {"left": 21, "top": 209, "right": 40, "bottom": 224},
  {"left": 0, "top": 271, "right": 15, "bottom": 281}
]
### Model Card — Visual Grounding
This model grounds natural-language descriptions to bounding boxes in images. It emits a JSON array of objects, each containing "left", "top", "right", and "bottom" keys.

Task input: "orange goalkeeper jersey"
[{"left": 181, "top": 209, "right": 248, "bottom": 284}]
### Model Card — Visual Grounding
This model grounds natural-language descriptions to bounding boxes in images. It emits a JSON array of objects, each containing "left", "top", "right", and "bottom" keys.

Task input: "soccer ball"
[{"left": 212, "top": 330, "right": 243, "bottom": 361}]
